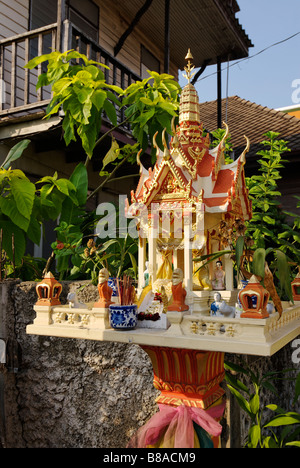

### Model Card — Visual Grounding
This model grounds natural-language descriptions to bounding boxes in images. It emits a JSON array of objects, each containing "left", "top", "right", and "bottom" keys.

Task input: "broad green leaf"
[
  {"left": 248, "top": 425, "right": 261, "bottom": 448},
  {"left": 252, "top": 248, "right": 266, "bottom": 279},
  {"left": 27, "top": 216, "right": 41, "bottom": 245},
  {"left": 68, "top": 162, "right": 88, "bottom": 206},
  {"left": 101, "top": 138, "right": 120, "bottom": 170},
  {"left": 235, "top": 235, "right": 245, "bottom": 270},
  {"left": 0, "top": 196, "right": 30, "bottom": 232},
  {"left": 1, "top": 140, "right": 31, "bottom": 169},
  {"left": 250, "top": 394, "right": 260, "bottom": 415},
  {"left": 10, "top": 177, "right": 35, "bottom": 220},
  {"left": 91, "top": 89, "right": 107, "bottom": 111},
  {"left": 264, "top": 413, "right": 300, "bottom": 428},
  {"left": 103, "top": 99, "right": 117, "bottom": 126}
]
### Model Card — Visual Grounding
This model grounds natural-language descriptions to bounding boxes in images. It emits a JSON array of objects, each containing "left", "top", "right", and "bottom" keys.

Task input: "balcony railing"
[{"left": 0, "top": 20, "right": 140, "bottom": 126}]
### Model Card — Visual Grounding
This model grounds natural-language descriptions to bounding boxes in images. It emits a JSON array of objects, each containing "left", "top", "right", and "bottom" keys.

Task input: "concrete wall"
[{"left": 0, "top": 280, "right": 299, "bottom": 448}]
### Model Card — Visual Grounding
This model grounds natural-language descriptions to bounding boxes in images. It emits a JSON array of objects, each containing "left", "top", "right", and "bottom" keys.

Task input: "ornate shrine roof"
[{"left": 129, "top": 53, "right": 252, "bottom": 221}]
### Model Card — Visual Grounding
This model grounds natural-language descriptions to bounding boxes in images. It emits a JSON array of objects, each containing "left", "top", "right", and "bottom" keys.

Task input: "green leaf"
[
  {"left": 68, "top": 162, "right": 88, "bottom": 206},
  {"left": 286, "top": 441, "right": 300, "bottom": 447},
  {"left": 227, "top": 385, "right": 254, "bottom": 419},
  {"left": 264, "top": 413, "right": 300, "bottom": 428},
  {"left": 235, "top": 236, "right": 245, "bottom": 270},
  {"left": 225, "top": 372, "right": 250, "bottom": 394},
  {"left": 250, "top": 394, "right": 260, "bottom": 415},
  {"left": 10, "top": 177, "right": 35, "bottom": 220},
  {"left": 263, "top": 436, "right": 278, "bottom": 448},
  {"left": 91, "top": 89, "right": 107, "bottom": 111},
  {"left": 276, "top": 249, "right": 293, "bottom": 300},
  {"left": 101, "top": 138, "right": 120, "bottom": 170},
  {"left": 0, "top": 196, "right": 30, "bottom": 232},
  {"left": 103, "top": 99, "right": 117, "bottom": 126},
  {"left": 252, "top": 248, "right": 266, "bottom": 279},
  {"left": 1, "top": 140, "right": 31, "bottom": 169},
  {"left": 248, "top": 425, "right": 261, "bottom": 448},
  {"left": 128, "top": 251, "right": 137, "bottom": 278},
  {"left": 27, "top": 216, "right": 41, "bottom": 245}
]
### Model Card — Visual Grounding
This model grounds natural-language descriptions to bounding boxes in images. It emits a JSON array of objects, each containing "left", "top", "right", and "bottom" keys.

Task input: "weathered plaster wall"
[
  {"left": 0, "top": 280, "right": 299, "bottom": 448},
  {"left": 1, "top": 281, "right": 158, "bottom": 448}
]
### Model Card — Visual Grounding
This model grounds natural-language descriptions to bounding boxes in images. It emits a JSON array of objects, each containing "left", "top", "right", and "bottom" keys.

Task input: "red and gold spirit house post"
[{"left": 140, "top": 346, "right": 225, "bottom": 448}]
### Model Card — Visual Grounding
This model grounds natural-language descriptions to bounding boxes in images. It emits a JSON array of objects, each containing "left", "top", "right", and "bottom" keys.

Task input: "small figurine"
[
  {"left": 212, "top": 260, "right": 226, "bottom": 290},
  {"left": 210, "top": 292, "right": 235, "bottom": 318},
  {"left": 67, "top": 292, "right": 87, "bottom": 309},
  {"left": 167, "top": 268, "right": 189, "bottom": 312},
  {"left": 94, "top": 268, "right": 113, "bottom": 308},
  {"left": 210, "top": 292, "right": 223, "bottom": 316}
]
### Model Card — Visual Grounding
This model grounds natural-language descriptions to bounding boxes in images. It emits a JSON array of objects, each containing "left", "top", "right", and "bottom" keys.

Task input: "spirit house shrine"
[{"left": 127, "top": 50, "right": 252, "bottom": 311}]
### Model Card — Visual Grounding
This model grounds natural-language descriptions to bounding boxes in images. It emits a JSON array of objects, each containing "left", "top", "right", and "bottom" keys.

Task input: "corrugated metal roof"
[{"left": 115, "top": 0, "right": 253, "bottom": 68}]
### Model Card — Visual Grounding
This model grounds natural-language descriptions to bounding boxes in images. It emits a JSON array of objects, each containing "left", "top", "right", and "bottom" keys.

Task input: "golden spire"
[{"left": 183, "top": 49, "right": 196, "bottom": 83}]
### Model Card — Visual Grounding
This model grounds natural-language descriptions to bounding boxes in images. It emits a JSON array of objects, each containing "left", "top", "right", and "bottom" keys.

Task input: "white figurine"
[
  {"left": 67, "top": 292, "right": 87, "bottom": 309},
  {"left": 210, "top": 292, "right": 235, "bottom": 318}
]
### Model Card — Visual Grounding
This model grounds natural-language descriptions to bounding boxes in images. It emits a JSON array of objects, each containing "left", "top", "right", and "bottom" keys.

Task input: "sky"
[{"left": 187, "top": 0, "right": 300, "bottom": 110}]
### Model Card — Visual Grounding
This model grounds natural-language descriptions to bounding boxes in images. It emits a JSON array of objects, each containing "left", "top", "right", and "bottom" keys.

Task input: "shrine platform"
[{"left": 27, "top": 302, "right": 300, "bottom": 357}]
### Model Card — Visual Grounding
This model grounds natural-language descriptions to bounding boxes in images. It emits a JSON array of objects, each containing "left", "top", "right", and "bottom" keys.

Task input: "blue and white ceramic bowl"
[{"left": 109, "top": 304, "right": 138, "bottom": 330}]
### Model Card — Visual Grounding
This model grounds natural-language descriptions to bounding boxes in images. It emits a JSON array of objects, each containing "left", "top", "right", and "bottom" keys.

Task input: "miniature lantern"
[
  {"left": 291, "top": 271, "right": 300, "bottom": 301},
  {"left": 238, "top": 275, "right": 270, "bottom": 319},
  {"left": 36, "top": 272, "right": 62, "bottom": 306}
]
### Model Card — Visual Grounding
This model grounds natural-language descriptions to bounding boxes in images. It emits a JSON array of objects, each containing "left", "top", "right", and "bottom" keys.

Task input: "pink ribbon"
[{"left": 129, "top": 402, "right": 225, "bottom": 449}]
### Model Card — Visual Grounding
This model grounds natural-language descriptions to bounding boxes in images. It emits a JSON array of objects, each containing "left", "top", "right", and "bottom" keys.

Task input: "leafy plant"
[
  {"left": 245, "top": 132, "right": 296, "bottom": 254},
  {"left": 26, "top": 51, "right": 181, "bottom": 162},
  {"left": 0, "top": 141, "right": 88, "bottom": 273},
  {"left": 121, "top": 71, "right": 180, "bottom": 159},
  {"left": 26, "top": 50, "right": 121, "bottom": 159},
  {"left": 225, "top": 360, "right": 300, "bottom": 448}
]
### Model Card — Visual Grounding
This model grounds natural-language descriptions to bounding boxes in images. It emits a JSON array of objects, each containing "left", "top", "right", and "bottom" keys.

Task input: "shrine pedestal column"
[{"left": 139, "top": 345, "right": 226, "bottom": 448}]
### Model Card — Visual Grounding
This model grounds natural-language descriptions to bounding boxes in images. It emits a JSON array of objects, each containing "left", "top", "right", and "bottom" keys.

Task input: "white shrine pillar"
[
  {"left": 148, "top": 204, "right": 159, "bottom": 285},
  {"left": 138, "top": 236, "right": 147, "bottom": 291},
  {"left": 224, "top": 254, "right": 234, "bottom": 291},
  {"left": 183, "top": 206, "right": 193, "bottom": 293}
]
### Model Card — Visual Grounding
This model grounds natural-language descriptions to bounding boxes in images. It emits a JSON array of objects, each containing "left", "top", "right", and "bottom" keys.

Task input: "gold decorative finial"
[{"left": 183, "top": 49, "right": 195, "bottom": 83}]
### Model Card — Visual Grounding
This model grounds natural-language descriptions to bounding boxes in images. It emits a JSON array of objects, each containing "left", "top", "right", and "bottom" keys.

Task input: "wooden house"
[{"left": 0, "top": 0, "right": 252, "bottom": 257}]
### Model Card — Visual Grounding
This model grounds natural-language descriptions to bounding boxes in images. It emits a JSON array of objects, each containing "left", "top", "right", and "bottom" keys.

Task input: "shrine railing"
[{"left": 27, "top": 302, "right": 300, "bottom": 357}]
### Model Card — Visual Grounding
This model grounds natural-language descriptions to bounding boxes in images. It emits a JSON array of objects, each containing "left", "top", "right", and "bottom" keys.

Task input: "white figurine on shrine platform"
[
  {"left": 210, "top": 292, "right": 223, "bottom": 316},
  {"left": 212, "top": 261, "right": 226, "bottom": 290},
  {"left": 210, "top": 292, "right": 235, "bottom": 318},
  {"left": 168, "top": 268, "right": 189, "bottom": 312}
]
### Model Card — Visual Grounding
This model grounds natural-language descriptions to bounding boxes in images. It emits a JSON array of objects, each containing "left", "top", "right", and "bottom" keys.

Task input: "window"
[
  {"left": 67, "top": 0, "right": 99, "bottom": 42},
  {"left": 29, "top": 0, "right": 57, "bottom": 29},
  {"left": 141, "top": 45, "right": 160, "bottom": 79},
  {"left": 29, "top": 0, "right": 99, "bottom": 42}
]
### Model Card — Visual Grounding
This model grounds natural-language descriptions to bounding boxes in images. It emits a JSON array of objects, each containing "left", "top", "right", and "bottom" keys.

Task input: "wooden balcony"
[{"left": 0, "top": 20, "right": 140, "bottom": 128}]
